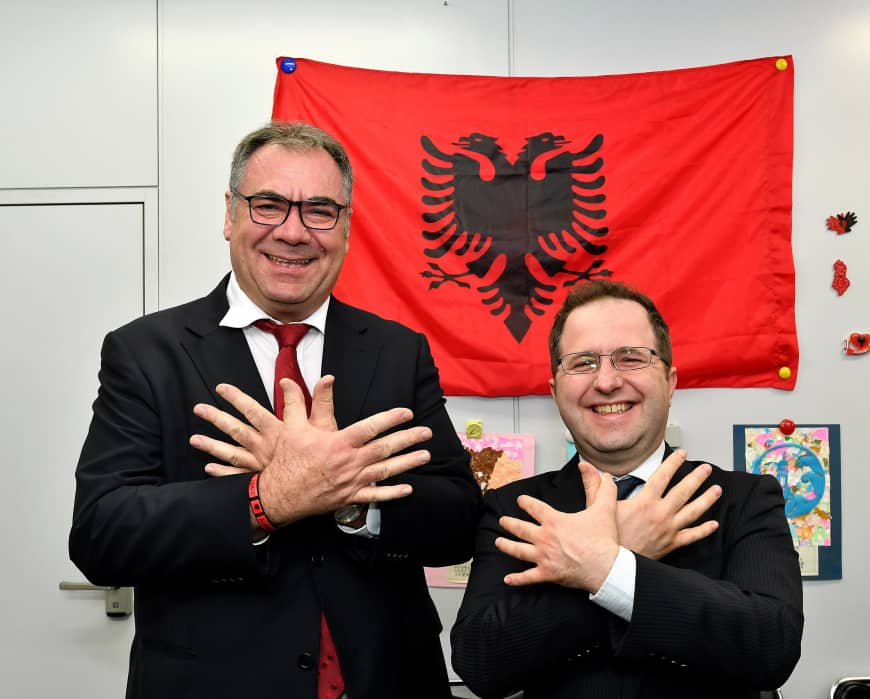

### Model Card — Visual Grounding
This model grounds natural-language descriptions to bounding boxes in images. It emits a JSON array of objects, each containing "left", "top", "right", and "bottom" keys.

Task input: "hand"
[
  {"left": 189, "top": 376, "right": 431, "bottom": 526},
  {"left": 190, "top": 375, "right": 341, "bottom": 475},
  {"left": 495, "top": 461, "right": 620, "bottom": 592},
  {"left": 616, "top": 449, "right": 721, "bottom": 559}
]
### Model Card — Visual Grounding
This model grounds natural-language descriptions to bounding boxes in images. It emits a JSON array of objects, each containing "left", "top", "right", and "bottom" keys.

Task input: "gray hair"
[{"left": 228, "top": 121, "right": 353, "bottom": 207}]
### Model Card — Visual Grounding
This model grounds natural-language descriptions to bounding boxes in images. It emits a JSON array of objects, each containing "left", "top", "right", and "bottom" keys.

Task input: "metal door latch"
[{"left": 59, "top": 581, "right": 133, "bottom": 617}]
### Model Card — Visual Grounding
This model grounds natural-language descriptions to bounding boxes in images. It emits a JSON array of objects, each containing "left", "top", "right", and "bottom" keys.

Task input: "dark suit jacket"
[
  {"left": 451, "top": 449, "right": 803, "bottom": 699},
  {"left": 69, "top": 276, "right": 480, "bottom": 699}
]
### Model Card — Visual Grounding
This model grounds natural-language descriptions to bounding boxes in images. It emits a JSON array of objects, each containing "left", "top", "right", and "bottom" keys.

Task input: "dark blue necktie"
[{"left": 615, "top": 475, "right": 643, "bottom": 500}]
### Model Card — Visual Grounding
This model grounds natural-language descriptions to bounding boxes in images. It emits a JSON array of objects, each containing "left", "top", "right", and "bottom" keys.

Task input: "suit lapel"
[
  {"left": 322, "top": 298, "right": 381, "bottom": 428},
  {"left": 661, "top": 443, "right": 696, "bottom": 494},
  {"left": 547, "top": 455, "right": 588, "bottom": 512},
  {"left": 180, "top": 276, "right": 271, "bottom": 410},
  {"left": 544, "top": 446, "right": 689, "bottom": 513}
]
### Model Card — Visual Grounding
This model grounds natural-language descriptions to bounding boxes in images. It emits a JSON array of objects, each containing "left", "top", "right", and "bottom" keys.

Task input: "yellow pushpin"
[
  {"left": 778, "top": 366, "right": 792, "bottom": 380},
  {"left": 466, "top": 419, "right": 483, "bottom": 439},
  {"left": 775, "top": 58, "right": 789, "bottom": 71}
]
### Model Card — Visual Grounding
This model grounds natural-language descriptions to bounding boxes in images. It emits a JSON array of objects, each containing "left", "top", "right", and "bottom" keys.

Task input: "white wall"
[{"left": 2, "top": 1, "right": 868, "bottom": 697}]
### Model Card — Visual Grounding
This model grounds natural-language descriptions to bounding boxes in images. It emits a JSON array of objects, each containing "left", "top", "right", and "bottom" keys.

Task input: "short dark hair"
[
  {"left": 228, "top": 121, "right": 353, "bottom": 205},
  {"left": 548, "top": 280, "right": 672, "bottom": 374}
]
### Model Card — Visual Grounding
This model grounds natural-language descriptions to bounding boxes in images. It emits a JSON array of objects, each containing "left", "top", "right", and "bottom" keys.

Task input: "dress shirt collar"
[
  {"left": 625, "top": 441, "right": 666, "bottom": 482},
  {"left": 220, "top": 271, "right": 329, "bottom": 333},
  {"left": 580, "top": 441, "right": 666, "bottom": 483}
]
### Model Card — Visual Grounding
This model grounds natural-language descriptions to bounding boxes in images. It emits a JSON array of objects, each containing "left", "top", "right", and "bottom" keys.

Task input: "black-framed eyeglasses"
[
  {"left": 558, "top": 346, "right": 666, "bottom": 375},
  {"left": 231, "top": 188, "right": 348, "bottom": 230}
]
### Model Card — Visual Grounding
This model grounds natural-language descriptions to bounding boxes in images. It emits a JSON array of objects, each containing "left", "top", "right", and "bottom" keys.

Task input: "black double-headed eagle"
[{"left": 420, "top": 131, "right": 609, "bottom": 342}]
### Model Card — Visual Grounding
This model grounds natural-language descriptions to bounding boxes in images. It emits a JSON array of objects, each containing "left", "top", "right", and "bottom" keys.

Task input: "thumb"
[
  {"left": 278, "top": 378, "right": 307, "bottom": 424},
  {"left": 593, "top": 471, "right": 618, "bottom": 516},
  {"left": 309, "top": 375, "right": 338, "bottom": 430},
  {"left": 579, "top": 461, "right": 617, "bottom": 516},
  {"left": 578, "top": 460, "right": 602, "bottom": 501}
]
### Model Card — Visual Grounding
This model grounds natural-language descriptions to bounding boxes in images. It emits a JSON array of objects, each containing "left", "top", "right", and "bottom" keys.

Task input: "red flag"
[{"left": 273, "top": 56, "right": 796, "bottom": 395}]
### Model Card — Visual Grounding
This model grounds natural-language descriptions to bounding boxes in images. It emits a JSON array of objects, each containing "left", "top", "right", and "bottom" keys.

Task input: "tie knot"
[
  {"left": 615, "top": 475, "right": 643, "bottom": 500},
  {"left": 254, "top": 319, "right": 310, "bottom": 349}
]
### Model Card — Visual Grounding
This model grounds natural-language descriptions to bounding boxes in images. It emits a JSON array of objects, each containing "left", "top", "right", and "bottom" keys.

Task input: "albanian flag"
[{"left": 272, "top": 56, "right": 796, "bottom": 396}]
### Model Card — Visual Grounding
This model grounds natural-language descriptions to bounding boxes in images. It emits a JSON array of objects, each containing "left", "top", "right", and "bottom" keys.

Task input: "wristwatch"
[{"left": 334, "top": 504, "right": 367, "bottom": 527}]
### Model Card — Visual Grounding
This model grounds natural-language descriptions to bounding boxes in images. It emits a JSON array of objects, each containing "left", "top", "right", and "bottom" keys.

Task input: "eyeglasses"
[
  {"left": 231, "top": 189, "right": 348, "bottom": 230},
  {"left": 558, "top": 346, "right": 665, "bottom": 375}
]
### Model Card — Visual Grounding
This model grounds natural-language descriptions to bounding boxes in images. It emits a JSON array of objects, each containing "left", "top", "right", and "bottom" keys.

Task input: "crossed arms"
[
  {"left": 70, "top": 324, "right": 479, "bottom": 585},
  {"left": 451, "top": 454, "right": 803, "bottom": 697}
]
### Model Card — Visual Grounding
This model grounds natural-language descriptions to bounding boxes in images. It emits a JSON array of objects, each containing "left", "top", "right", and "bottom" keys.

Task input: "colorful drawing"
[
  {"left": 743, "top": 426, "right": 830, "bottom": 546},
  {"left": 425, "top": 432, "right": 535, "bottom": 588},
  {"left": 463, "top": 432, "right": 535, "bottom": 493},
  {"left": 734, "top": 424, "right": 842, "bottom": 580}
]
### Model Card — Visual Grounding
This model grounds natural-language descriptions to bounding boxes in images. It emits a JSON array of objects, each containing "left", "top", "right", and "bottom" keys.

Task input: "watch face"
[{"left": 335, "top": 504, "right": 363, "bottom": 525}]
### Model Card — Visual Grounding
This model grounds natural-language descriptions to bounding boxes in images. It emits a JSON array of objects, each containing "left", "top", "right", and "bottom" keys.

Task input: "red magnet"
[
  {"left": 845, "top": 333, "right": 870, "bottom": 355},
  {"left": 826, "top": 211, "right": 858, "bottom": 234},
  {"left": 778, "top": 419, "right": 796, "bottom": 436},
  {"left": 832, "top": 259, "right": 850, "bottom": 296}
]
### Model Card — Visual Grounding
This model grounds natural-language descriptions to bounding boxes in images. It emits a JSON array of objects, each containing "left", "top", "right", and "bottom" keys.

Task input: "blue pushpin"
[{"left": 280, "top": 58, "right": 297, "bottom": 74}]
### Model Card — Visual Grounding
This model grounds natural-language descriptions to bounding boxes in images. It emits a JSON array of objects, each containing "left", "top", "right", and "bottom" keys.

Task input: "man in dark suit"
[
  {"left": 69, "top": 121, "right": 480, "bottom": 699},
  {"left": 451, "top": 280, "right": 803, "bottom": 699}
]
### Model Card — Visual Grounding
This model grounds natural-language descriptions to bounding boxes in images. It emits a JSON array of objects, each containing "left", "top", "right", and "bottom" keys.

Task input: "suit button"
[
  {"left": 311, "top": 553, "right": 324, "bottom": 566},
  {"left": 298, "top": 652, "right": 315, "bottom": 670}
]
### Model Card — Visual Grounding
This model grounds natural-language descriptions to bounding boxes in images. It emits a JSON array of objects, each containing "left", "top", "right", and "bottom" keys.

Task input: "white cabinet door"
[
  {"left": 0, "top": 203, "right": 143, "bottom": 698},
  {"left": 0, "top": 0, "right": 157, "bottom": 188}
]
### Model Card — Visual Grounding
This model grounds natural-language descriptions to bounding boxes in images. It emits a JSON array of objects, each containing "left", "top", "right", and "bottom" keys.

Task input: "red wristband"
[{"left": 247, "top": 473, "right": 277, "bottom": 533}]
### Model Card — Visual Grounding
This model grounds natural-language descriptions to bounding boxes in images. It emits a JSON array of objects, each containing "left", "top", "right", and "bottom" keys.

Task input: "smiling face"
[
  {"left": 223, "top": 144, "right": 349, "bottom": 322},
  {"left": 549, "top": 297, "right": 677, "bottom": 476}
]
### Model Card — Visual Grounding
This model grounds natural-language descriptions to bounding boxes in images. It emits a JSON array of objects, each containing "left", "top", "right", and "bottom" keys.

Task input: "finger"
[
  {"left": 277, "top": 378, "right": 308, "bottom": 424},
  {"left": 212, "top": 383, "right": 282, "bottom": 433},
  {"left": 352, "top": 483, "right": 413, "bottom": 503},
  {"left": 358, "top": 424, "right": 432, "bottom": 464},
  {"left": 193, "top": 402, "right": 258, "bottom": 448},
  {"left": 341, "top": 407, "right": 416, "bottom": 448},
  {"left": 189, "top": 434, "right": 260, "bottom": 471},
  {"left": 673, "top": 484, "right": 722, "bottom": 528},
  {"left": 589, "top": 471, "right": 617, "bottom": 514},
  {"left": 670, "top": 519, "right": 720, "bottom": 550},
  {"left": 498, "top": 514, "right": 542, "bottom": 544},
  {"left": 495, "top": 536, "right": 540, "bottom": 564},
  {"left": 579, "top": 461, "right": 616, "bottom": 508},
  {"left": 503, "top": 568, "right": 547, "bottom": 587},
  {"left": 204, "top": 463, "right": 251, "bottom": 477},
  {"left": 643, "top": 449, "right": 688, "bottom": 497},
  {"left": 514, "top": 494, "right": 555, "bottom": 524},
  {"left": 309, "top": 375, "right": 338, "bottom": 431},
  {"left": 578, "top": 461, "right": 603, "bottom": 502},
  {"left": 664, "top": 462, "right": 713, "bottom": 507},
  {"left": 359, "top": 449, "right": 431, "bottom": 483}
]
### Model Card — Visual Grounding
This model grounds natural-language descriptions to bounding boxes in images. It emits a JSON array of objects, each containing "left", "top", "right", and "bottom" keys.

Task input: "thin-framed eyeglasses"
[
  {"left": 231, "top": 188, "right": 348, "bottom": 230},
  {"left": 558, "top": 346, "right": 667, "bottom": 375}
]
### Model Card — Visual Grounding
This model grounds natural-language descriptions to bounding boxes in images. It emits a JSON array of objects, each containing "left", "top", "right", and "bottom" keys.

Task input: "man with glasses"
[
  {"left": 451, "top": 280, "right": 803, "bottom": 699},
  {"left": 70, "top": 121, "right": 480, "bottom": 699}
]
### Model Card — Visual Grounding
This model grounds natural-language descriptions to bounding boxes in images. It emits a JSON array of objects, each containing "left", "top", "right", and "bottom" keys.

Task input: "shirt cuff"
[
  {"left": 337, "top": 503, "right": 381, "bottom": 538},
  {"left": 588, "top": 545, "right": 636, "bottom": 622}
]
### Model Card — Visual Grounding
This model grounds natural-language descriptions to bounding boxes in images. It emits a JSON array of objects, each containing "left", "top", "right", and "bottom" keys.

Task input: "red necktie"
[
  {"left": 253, "top": 320, "right": 312, "bottom": 416},
  {"left": 253, "top": 319, "right": 345, "bottom": 699}
]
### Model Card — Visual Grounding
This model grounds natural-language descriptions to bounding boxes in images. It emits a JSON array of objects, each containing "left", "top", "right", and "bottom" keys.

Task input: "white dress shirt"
[
  {"left": 219, "top": 273, "right": 379, "bottom": 536},
  {"left": 586, "top": 441, "right": 667, "bottom": 621}
]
